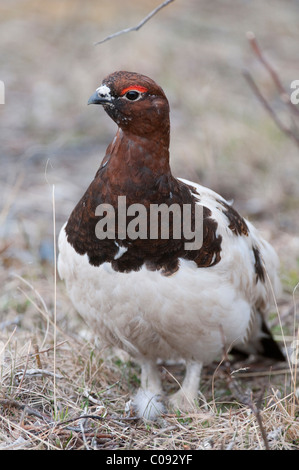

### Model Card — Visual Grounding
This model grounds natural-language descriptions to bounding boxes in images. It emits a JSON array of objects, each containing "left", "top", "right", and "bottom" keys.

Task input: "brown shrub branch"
[
  {"left": 244, "top": 31, "right": 299, "bottom": 149},
  {"left": 94, "top": 0, "right": 176, "bottom": 46}
]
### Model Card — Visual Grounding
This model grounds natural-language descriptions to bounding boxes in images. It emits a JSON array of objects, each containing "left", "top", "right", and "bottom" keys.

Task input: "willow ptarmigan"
[{"left": 58, "top": 71, "right": 284, "bottom": 419}]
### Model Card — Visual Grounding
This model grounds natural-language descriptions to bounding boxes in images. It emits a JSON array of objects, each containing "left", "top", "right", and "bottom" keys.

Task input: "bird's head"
[{"left": 88, "top": 71, "right": 170, "bottom": 139}]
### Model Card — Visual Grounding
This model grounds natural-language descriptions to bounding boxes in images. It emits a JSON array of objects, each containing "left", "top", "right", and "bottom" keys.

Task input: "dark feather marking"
[
  {"left": 260, "top": 317, "right": 285, "bottom": 361},
  {"left": 252, "top": 245, "right": 266, "bottom": 283},
  {"left": 230, "top": 312, "right": 284, "bottom": 361},
  {"left": 217, "top": 199, "right": 249, "bottom": 236},
  {"left": 231, "top": 315, "right": 284, "bottom": 361}
]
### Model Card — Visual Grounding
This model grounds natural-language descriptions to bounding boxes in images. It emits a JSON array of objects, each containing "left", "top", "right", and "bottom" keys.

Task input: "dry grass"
[
  {"left": 1, "top": 0, "right": 299, "bottom": 450},
  {"left": 0, "top": 278, "right": 298, "bottom": 450}
]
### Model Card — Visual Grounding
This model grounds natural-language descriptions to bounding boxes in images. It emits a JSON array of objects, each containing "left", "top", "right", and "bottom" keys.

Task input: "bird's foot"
[
  {"left": 168, "top": 389, "right": 198, "bottom": 413},
  {"left": 132, "top": 389, "right": 166, "bottom": 421}
]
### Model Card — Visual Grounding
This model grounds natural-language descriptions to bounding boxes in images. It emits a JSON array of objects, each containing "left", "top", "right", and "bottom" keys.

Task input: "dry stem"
[{"left": 94, "top": 0, "right": 176, "bottom": 45}]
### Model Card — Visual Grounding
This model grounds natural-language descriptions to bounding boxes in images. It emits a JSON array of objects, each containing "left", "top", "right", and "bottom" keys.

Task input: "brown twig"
[
  {"left": 94, "top": 0, "right": 176, "bottom": 45},
  {"left": 219, "top": 337, "right": 270, "bottom": 451},
  {"left": 0, "top": 398, "right": 52, "bottom": 423},
  {"left": 243, "top": 69, "right": 299, "bottom": 149},
  {"left": 55, "top": 414, "right": 139, "bottom": 428},
  {"left": 245, "top": 31, "right": 299, "bottom": 148},
  {"left": 227, "top": 377, "right": 269, "bottom": 450},
  {"left": 0, "top": 398, "right": 134, "bottom": 442},
  {"left": 246, "top": 32, "right": 299, "bottom": 117}
]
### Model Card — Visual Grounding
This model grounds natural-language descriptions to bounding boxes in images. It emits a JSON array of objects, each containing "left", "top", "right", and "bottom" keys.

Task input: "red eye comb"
[{"left": 120, "top": 85, "right": 148, "bottom": 96}]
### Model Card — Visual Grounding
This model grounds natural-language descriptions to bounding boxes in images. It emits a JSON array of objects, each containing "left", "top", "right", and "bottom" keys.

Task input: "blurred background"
[{"left": 0, "top": 0, "right": 298, "bottom": 335}]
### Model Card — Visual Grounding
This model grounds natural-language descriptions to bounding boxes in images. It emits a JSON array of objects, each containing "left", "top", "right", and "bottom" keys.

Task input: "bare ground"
[{"left": 0, "top": 0, "right": 298, "bottom": 450}]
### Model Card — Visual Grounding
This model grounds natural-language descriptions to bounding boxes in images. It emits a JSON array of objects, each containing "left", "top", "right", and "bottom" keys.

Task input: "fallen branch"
[
  {"left": 94, "top": 0, "right": 176, "bottom": 45},
  {"left": 0, "top": 397, "right": 137, "bottom": 439},
  {"left": 14, "top": 368, "right": 64, "bottom": 381},
  {"left": 0, "top": 398, "right": 52, "bottom": 423}
]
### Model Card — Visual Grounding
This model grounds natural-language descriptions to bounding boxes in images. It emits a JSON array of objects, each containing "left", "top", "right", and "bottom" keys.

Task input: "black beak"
[{"left": 87, "top": 91, "right": 112, "bottom": 105}]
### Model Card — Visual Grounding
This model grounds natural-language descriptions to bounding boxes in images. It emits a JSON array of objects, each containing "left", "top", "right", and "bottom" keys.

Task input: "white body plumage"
[{"left": 58, "top": 179, "right": 280, "bottom": 418}]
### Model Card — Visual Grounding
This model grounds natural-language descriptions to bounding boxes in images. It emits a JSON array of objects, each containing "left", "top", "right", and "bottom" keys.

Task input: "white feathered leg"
[
  {"left": 133, "top": 360, "right": 165, "bottom": 420},
  {"left": 140, "top": 360, "right": 163, "bottom": 393},
  {"left": 169, "top": 361, "right": 202, "bottom": 411}
]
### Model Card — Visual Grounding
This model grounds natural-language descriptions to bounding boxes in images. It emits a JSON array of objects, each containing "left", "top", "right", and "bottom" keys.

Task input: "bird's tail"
[{"left": 230, "top": 310, "right": 285, "bottom": 361}]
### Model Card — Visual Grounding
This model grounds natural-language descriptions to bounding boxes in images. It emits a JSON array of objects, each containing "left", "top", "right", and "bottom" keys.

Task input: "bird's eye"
[{"left": 124, "top": 90, "right": 141, "bottom": 101}]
